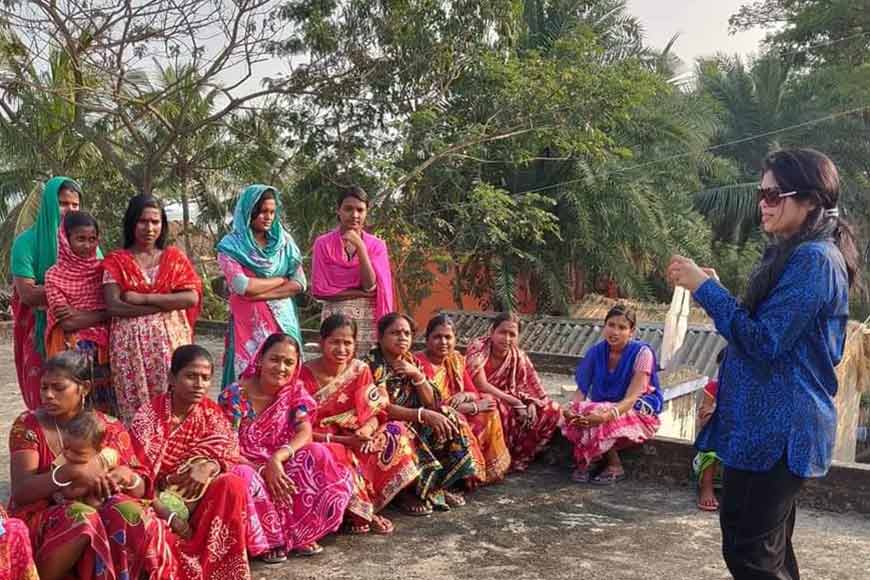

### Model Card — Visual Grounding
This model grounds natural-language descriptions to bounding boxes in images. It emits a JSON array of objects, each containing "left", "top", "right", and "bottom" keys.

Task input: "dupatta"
[
  {"left": 102, "top": 246, "right": 202, "bottom": 328},
  {"left": 300, "top": 359, "right": 388, "bottom": 433},
  {"left": 44, "top": 228, "right": 107, "bottom": 347},
  {"left": 416, "top": 351, "right": 477, "bottom": 400},
  {"left": 311, "top": 228, "right": 394, "bottom": 321},
  {"left": 465, "top": 337, "right": 548, "bottom": 401},
  {"left": 574, "top": 339, "right": 663, "bottom": 414}
]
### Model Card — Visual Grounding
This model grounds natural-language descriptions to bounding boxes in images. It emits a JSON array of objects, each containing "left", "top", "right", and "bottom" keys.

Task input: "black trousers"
[{"left": 720, "top": 457, "right": 805, "bottom": 580}]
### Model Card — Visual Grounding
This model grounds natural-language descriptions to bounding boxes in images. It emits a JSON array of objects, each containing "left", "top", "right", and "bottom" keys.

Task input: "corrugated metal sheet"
[{"left": 442, "top": 310, "right": 726, "bottom": 378}]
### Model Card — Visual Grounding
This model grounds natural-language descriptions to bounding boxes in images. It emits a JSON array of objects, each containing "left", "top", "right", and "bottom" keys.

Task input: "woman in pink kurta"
[
  {"left": 311, "top": 186, "right": 394, "bottom": 354},
  {"left": 219, "top": 333, "right": 354, "bottom": 563},
  {"left": 216, "top": 185, "right": 306, "bottom": 388}
]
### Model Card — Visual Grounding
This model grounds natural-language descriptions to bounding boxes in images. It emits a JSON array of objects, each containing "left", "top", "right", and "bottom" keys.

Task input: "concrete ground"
[{"left": 1, "top": 337, "right": 869, "bottom": 580}]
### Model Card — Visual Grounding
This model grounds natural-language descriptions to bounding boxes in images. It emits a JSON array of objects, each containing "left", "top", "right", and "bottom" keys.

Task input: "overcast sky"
[{"left": 626, "top": 0, "right": 768, "bottom": 70}]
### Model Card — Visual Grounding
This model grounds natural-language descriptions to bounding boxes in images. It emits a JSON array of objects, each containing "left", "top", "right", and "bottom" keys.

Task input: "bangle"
[
  {"left": 412, "top": 376, "right": 426, "bottom": 387},
  {"left": 282, "top": 444, "right": 295, "bottom": 457},
  {"left": 417, "top": 407, "right": 425, "bottom": 423},
  {"left": 325, "top": 433, "right": 332, "bottom": 445},
  {"left": 471, "top": 402, "right": 480, "bottom": 415},
  {"left": 167, "top": 512, "right": 176, "bottom": 528},
  {"left": 123, "top": 473, "right": 142, "bottom": 491},
  {"left": 610, "top": 407, "right": 621, "bottom": 420},
  {"left": 257, "top": 465, "right": 266, "bottom": 476},
  {"left": 51, "top": 464, "right": 73, "bottom": 488}
]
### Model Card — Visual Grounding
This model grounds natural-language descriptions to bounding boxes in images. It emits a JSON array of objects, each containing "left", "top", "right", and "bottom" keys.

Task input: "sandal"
[
  {"left": 443, "top": 490, "right": 466, "bottom": 508},
  {"left": 260, "top": 547, "right": 287, "bottom": 565},
  {"left": 697, "top": 493, "right": 719, "bottom": 512},
  {"left": 370, "top": 514, "right": 395, "bottom": 535},
  {"left": 590, "top": 470, "right": 626, "bottom": 486},
  {"left": 571, "top": 468, "right": 592, "bottom": 483},
  {"left": 398, "top": 497, "right": 433, "bottom": 517},
  {"left": 294, "top": 543, "right": 324, "bottom": 557}
]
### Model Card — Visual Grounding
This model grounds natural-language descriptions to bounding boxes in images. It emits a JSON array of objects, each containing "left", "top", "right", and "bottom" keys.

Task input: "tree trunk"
[{"left": 181, "top": 177, "right": 194, "bottom": 260}]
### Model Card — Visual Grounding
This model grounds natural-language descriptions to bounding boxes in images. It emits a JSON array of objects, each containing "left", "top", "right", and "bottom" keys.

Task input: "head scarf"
[
  {"left": 14, "top": 177, "right": 81, "bottom": 356},
  {"left": 216, "top": 184, "right": 303, "bottom": 279},
  {"left": 44, "top": 227, "right": 107, "bottom": 347}
]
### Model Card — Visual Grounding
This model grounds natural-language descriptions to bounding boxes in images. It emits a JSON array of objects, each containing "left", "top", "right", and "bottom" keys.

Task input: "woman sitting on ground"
[
  {"left": 8, "top": 352, "right": 175, "bottom": 580},
  {"left": 129, "top": 345, "right": 251, "bottom": 579},
  {"left": 415, "top": 313, "right": 511, "bottom": 485},
  {"left": 562, "top": 304, "right": 663, "bottom": 484},
  {"left": 220, "top": 332, "right": 354, "bottom": 562},
  {"left": 465, "top": 312, "right": 562, "bottom": 472},
  {"left": 299, "top": 314, "right": 419, "bottom": 535},
  {"left": 44, "top": 211, "right": 115, "bottom": 416},
  {"left": 367, "top": 313, "right": 482, "bottom": 514}
]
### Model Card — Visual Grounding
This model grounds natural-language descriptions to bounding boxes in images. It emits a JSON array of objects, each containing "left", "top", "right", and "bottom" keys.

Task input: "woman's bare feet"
[{"left": 697, "top": 465, "right": 719, "bottom": 511}]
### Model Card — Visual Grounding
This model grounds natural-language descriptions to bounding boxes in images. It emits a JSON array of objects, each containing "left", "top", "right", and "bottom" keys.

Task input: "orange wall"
[{"left": 408, "top": 263, "right": 483, "bottom": 325}]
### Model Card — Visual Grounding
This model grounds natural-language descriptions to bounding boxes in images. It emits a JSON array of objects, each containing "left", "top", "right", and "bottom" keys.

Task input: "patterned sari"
[
  {"left": 129, "top": 394, "right": 251, "bottom": 580},
  {"left": 366, "top": 349, "right": 482, "bottom": 507},
  {"left": 0, "top": 506, "right": 38, "bottom": 580},
  {"left": 10, "top": 177, "right": 79, "bottom": 410},
  {"left": 299, "top": 359, "right": 419, "bottom": 516},
  {"left": 219, "top": 377, "right": 353, "bottom": 554},
  {"left": 8, "top": 411, "right": 177, "bottom": 579},
  {"left": 103, "top": 246, "right": 202, "bottom": 423},
  {"left": 416, "top": 351, "right": 511, "bottom": 484},
  {"left": 465, "top": 337, "right": 562, "bottom": 472}
]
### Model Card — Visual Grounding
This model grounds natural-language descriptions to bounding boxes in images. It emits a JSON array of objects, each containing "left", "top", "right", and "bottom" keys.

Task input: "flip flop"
[
  {"left": 294, "top": 543, "right": 324, "bottom": 557},
  {"left": 398, "top": 499, "right": 433, "bottom": 517},
  {"left": 697, "top": 499, "right": 719, "bottom": 512},
  {"left": 347, "top": 523, "right": 370, "bottom": 534},
  {"left": 260, "top": 548, "right": 287, "bottom": 565},
  {"left": 590, "top": 471, "right": 626, "bottom": 486},
  {"left": 444, "top": 491, "right": 466, "bottom": 508},
  {"left": 370, "top": 515, "right": 395, "bottom": 535},
  {"left": 572, "top": 468, "right": 592, "bottom": 483}
]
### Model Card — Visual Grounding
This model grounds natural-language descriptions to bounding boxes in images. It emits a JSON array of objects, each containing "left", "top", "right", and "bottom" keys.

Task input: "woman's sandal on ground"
[
  {"left": 260, "top": 547, "right": 288, "bottom": 564},
  {"left": 398, "top": 496, "right": 433, "bottom": 517},
  {"left": 294, "top": 543, "right": 324, "bottom": 557},
  {"left": 590, "top": 469, "right": 626, "bottom": 486},
  {"left": 370, "top": 514, "right": 395, "bottom": 534},
  {"left": 443, "top": 490, "right": 466, "bottom": 508},
  {"left": 697, "top": 494, "right": 720, "bottom": 512}
]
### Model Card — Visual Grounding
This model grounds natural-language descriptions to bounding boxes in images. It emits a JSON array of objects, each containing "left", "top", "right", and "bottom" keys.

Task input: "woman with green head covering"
[
  {"left": 216, "top": 185, "right": 307, "bottom": 387},
  {"left": 10, "top": 177, "right": 82, "bottom": 409}
]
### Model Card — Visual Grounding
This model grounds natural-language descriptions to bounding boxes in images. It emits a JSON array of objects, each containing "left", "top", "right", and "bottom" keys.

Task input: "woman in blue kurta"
[
  {"left": 669, "top": 148, "right": 859, "bottom": 580},
  {"left": 562, "top": 304, "right": 663, "bottom": 484}
]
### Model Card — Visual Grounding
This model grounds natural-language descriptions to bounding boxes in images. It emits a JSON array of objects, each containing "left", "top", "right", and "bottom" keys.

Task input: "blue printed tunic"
[{"left": 694, "top": 240, "right": 849, "bottom": 478}]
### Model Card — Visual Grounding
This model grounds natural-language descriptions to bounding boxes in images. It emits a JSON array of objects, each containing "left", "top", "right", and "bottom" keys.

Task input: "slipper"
[
  {"left": 260, "top": 548, "right": 287, "bottom": 565},
  {"left": 572, "top": 468, "right": 592, "bottom": 483},
  {"left": 294, "top": 543, "right": 324, "bottom": 557},
  {"left": 398, "top": 499, "right": 433, "bottom": 517},
  {"left": 697, "top": 499, "right": 719, "bottom": 512},
  {"left": 347, "top": 523, "right": 370, "bottom": 534},
  {"left": 590, "top": 471, "right": 626, "bottom": 486},
  {"left": 444, "top": 491, "right": 466, "bottom": 508},
  {"left": 370, "top": 515, "right": 395, "bottom": 535}
]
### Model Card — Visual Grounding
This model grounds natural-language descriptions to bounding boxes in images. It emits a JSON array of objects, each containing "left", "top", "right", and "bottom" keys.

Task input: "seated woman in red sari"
[
  {"left": 44, "top": 211, "right": 115, "bottom": 416},
  {"left": 8, "top": 352, "right": 177, "bottom": 580},
  {"left": 103, "top": 195, "right": 202, "bottom": 423},
  {"left": 416, "top": 314, "right": 511, "bottom": 485},
  {"left": 299, "top": 314, "right": 419, "bottom": 535},
  {"left": 465, "top": 312, "right": 562, "bottom": 472},
  {"left": 129, "top": 345, "right": 251, "bottom": 580},
  {"left": 561, "top": 304, "right": 662, "bottom": 484},
  {"left": 0, "top": 505, "right": 38, "bottom": 580},
  {"left": 367, "top": 313, "right": 483, "bottom": 514},
  {"left": 219, "top": 333, "right": 354, "bottom": 563}
]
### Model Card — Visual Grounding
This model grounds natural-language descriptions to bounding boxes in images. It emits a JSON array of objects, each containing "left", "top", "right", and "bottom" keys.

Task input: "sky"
[{"left": 626, "top": 0, "right": 769, "bottom": 70}]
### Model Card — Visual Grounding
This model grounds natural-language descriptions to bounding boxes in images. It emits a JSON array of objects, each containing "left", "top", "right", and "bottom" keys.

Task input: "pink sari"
[
  {"left": 219, "top": 379, "right": 353, "bottom": 553},
  {"left": 0, "top": 507, "right": 38, "bottom": 580},
  {"left": 311, "top": 228, "right": 394, "bottom": 321}
]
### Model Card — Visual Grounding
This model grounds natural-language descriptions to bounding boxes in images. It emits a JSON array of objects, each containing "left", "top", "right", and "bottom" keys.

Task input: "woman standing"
[
  {"left": 465, "top": 312, "right": 562, "bottom": 472},
  {"left": 668, "top": 148, "right": 858, "bottom": 580},
  {"left": 10, "top": 177, "right": 82, "bottom": 410},
  {"left": 44, "top": 211, "right": 115, "bottom": 416},
  {"left": 129, "top": 345, "right": 251, "bottom": 580},
  {"left": 219, "top": 333, "right": 353, "bottom": 562},
  {"left": 311, "top": 186, "right": 394, "bottom": 354},
  {"left": 8, "top": 352, "right": 176, "bottom": 580},
  {"left": 103, "top": 195, "right": 202, "bottom": 423},
  {"left": 416, "top": 314, "right": 511, "bottom": 485},
  {"left": 300, "top": 314, "right": 419, "bottom": 534},
  {"left": 561, "top": 304, "right": 662, "bottom": 484},
  {"left": 217, "top": 185, "right": 306, "bottom": 387},
  {"left": 367, "top": 313, "right": 482, "bottom": 513}
]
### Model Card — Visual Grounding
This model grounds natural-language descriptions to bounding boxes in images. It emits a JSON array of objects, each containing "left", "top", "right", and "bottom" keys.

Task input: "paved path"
[{"left": 1, "top": 338, "right": 869, "bottom": 579}]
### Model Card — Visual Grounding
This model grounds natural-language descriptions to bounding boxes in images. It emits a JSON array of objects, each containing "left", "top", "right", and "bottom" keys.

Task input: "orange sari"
[
  {"left": 416, "top": 352, "right": 511, "bottom": 484},
  {"left": 299, "top": 359, "right": 419, "bottom": 517}
]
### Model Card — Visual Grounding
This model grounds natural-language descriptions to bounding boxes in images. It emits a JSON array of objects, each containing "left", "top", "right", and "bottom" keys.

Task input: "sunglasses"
[{"left": 755, "top": 187, "right": 797, "bottom": 207}]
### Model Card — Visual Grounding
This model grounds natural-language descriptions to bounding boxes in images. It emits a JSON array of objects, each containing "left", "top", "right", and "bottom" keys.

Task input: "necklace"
[{"left": 54, "top": 419, "right": 65, "bottom": 450}]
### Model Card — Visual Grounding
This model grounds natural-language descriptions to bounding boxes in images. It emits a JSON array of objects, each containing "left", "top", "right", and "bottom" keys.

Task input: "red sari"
[
  {"left": 8, "top": 411, "right": 177, "bottom": 579},
  {"left": 0, "top": 506, "right": 38, "bottom": 580},
  {"left": 299, "top": 359, "right": 419, "bottom": 516},
  {"left": 416, "top": 351, "right": 511, "bottom": 484},
  {"left": 465, "top": 337, "right": 562, "bottom": 472},
  {"left": 129, "top": 394, "right": 251, "bottom": 580}
]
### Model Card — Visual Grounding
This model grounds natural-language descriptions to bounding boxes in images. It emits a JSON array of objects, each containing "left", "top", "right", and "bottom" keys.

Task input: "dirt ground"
[{"left": 1, "top": 337, "right": 868, "bottom": 580}]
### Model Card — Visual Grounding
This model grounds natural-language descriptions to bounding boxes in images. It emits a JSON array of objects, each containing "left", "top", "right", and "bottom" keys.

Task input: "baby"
[{"left": 59, "top": 412, "right": 191, "bottom": 538}]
